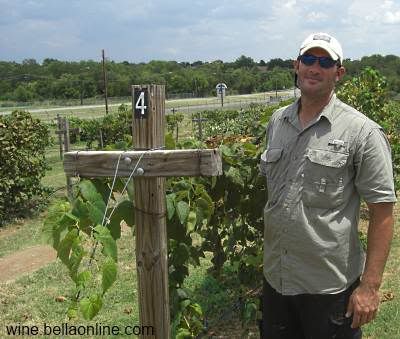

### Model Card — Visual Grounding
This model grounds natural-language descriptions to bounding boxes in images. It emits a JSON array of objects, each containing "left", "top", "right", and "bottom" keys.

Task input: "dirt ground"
[
  {"left": 0, "top": 245, "right": 56, "bottom": 284},
  {"left": 0, "top": 221, "right": 135, "bottom": 284}
]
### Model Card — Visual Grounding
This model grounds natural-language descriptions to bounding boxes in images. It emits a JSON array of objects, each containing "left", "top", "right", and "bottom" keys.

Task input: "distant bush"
[
  {"left": 0, "top": 111, "right": 52, "bottom": 225},
  {"left": 69, "top": 104, "right": 132, "bottom": 149},
  {"left": 337, "top": 67, "right": 400, "bottom": 190}
]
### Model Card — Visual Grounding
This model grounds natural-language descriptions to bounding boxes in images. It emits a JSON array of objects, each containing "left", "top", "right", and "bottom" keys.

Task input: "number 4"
[{"left": 135, "top": 91, "right": 147, "bottom": 115}]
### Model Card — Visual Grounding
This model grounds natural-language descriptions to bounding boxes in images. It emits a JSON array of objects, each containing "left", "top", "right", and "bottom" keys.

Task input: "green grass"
[
  {"left": 0, "top": 215, "right": 46, "bottom": 259},
  {"left": 0, "top": 226, "right": 140, "bottom": 339},
  {"left": 361, "top": 217, "right": 400, "bottom": 339}
]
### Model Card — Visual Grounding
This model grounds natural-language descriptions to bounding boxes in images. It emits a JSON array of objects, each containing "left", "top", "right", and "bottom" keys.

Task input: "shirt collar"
[
  {"left": 282, "top": 93, "right": 337, "bottom": 125},
  {"left": 319, "top": 93, "right": 337, "bottom": 124}
]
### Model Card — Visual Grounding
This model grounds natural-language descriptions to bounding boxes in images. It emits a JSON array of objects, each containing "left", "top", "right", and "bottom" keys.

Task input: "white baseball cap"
[{"left": 299, "top": 32, "right": 343, "bottom": 65}]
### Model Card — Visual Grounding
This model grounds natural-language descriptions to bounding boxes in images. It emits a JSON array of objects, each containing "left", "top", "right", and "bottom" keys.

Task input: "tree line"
[{"left": 1, "top": 54, "right": 400, "bottom": 103}]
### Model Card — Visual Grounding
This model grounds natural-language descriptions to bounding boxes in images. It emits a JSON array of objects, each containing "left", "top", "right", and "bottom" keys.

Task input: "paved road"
[
  {"left": 165, "top": 97, "right": 293, "bottom": 114},
  {"left": 0, "top": 102, "right": 124, "bottom": 115}
]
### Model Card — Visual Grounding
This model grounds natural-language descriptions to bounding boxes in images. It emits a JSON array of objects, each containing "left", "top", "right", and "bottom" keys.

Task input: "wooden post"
[
  {"left": 133, "top": 84, "right": 169, "bottom": 338},
  {"left": 62, "top": 84, "right": 222, "bottom": 339},
  {"left": 102, "top": 49, "right": 109, "bottom": 115},
  {"left": 57, "top": 115, "right": 63, "bottom": 160},
  {"left": 198, "top": 111, "right": 203, "bottom": 141},
  {"left": 63, "top": 118, "right": 73, "bottom": 200},
  {"left": 99, "top": 129, "right": 104, "bottom": 149},
  {"left": 192, "top": 112, "right": 207, "bottom": 142}
]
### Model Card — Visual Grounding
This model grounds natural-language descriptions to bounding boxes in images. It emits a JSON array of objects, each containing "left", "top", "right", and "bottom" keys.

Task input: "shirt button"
[
  {"left": 283, "top": 228, "right": 288, "bottom": 233},
  {"left": 301, "top": 173, "right": 304, "bottom": 178},
  {"left": 292, "top": 155, "right": 297, "bottom": 160}
]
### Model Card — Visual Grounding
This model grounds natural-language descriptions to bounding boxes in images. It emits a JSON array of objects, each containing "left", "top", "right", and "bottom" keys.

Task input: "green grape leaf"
[
  {"left": 166, "top": 194, "right": 176, "bottom": 220},
  {"left": 110, "top": 200, "right": 135, "bottom": 228},
  {"left": 57, "top": 228, "right": 79, "bottom": 266},
  {"left": 102, "top": 257, "right": 117, "bottom": 294},
  {"left": 189, "top": 302, "right": 203, "bottom": 317},
  {"left": 107, "top": 200, "right": 135, "bottom": 240},
  {"left": 79, "top": 294, "right": 103, "bottom": 320},
  {"left": 86, "top": 201, "right": 104, "bottom": 226},
  {"left": 225, "top": 166, "right": 245, "bottom": 187},
  {"left": 79, "top": 180, "right": 106, "bottom": 225},
  {"left": 107, "top": 212, "right": 121, "bottom": 240},
  {"left": 79, "top": 180, "right": 105, "bottom": 206},
  {"left": 186, "top": 211, "right": 197, "bottom": 233},
  {"left": 42, "top": 201, "right": 71, "bottom": 248},
  {"left": 76, "top": 270, "right": 92, "bottom": 289},
  {"left": 59, "top": 212, "right": 79, "bottom": 228},
  {"left": 91, "top": 179, "right": 112, "bottom": 204},
  {"left": 71, "top": 197, "right": 89, "bottom": 219},
  {"left": 220, "top": 144, "right": 235, "bottom": 157},
  {"left": 94, "top": 225, "right": 118, "bottom": 262},
  {"left": 176, "top": 201, "right": 190, "bottom": 225},
  {"left": 68, "top": 239, "right": 84, "bottom": 280}
]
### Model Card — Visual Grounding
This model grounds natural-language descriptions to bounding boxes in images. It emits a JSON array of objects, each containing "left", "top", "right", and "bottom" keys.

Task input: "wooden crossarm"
[{"left": 63, "top": 148, "right": 222, "bottom": 178}]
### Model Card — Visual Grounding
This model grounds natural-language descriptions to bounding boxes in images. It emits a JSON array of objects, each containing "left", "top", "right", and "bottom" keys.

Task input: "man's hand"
[
  {"left": 346, "top": 283, "right": 380, "bottom": 328},
  {"left": 346, "top": 202, "right": 394, "bottom": 328}
]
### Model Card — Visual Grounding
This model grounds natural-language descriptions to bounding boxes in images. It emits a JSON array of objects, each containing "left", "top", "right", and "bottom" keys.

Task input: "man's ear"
[
  {"left": 336, "top": 66, "right": 346, "bottom": 81},
  {"left": 293, "top": 59, "right": 299, "bottom": 73}
]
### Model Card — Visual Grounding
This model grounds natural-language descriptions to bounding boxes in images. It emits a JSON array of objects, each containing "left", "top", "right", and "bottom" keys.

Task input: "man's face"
[{"left": 294, "top": 47, "right": 345, "bottom": 98}]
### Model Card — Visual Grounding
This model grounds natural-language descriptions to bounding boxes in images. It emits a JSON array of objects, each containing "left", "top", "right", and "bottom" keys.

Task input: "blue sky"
[{"left": 1, "top": 0, "right": 400, "bottom": 63}]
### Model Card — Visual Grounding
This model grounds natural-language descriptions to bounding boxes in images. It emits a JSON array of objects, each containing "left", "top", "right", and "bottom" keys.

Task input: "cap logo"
[{"left": 313, "top": 34, "right": 331, "bottom": 43}]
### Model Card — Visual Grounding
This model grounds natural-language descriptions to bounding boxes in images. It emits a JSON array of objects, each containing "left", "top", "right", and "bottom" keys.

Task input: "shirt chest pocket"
[
  {"left": 260, "top": 148, "right": 283, "bottom": 179},
  {"left": 303, "top": 149, "right": 349, "bottom": 209}
]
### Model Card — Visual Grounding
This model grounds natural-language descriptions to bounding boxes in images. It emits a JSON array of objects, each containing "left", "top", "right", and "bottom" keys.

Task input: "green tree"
[
  {"left": 337, "top": 67, "right": 387, "bottom": 122},
  {"left": 52, "top": 74, "right": 80, "bottom": 99},
  {"left": 337, "top": 67, "right": 400, "bottom": 190},
  {"left": 234, "top": 55, "right": 256, "bottom": 68},
  {"left": 13, "top": 83, "right": 35, "bottom": 102}
]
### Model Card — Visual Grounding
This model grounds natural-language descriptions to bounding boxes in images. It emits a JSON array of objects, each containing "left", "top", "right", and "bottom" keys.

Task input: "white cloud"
[
  {"left": 381, "top": 0, "right": 394, "bottom": 9},
  {"left": 306, "top": 11, "right": 328, "bottom": 22},
  {"left": 383, "top": 10, "right": 400, "bottom": 24},
  {"left": 284, "top": 0, "right": 297, "bottom": 10},
  {"left": 347, "top": 0, "right": 400, "bottom": 25}
]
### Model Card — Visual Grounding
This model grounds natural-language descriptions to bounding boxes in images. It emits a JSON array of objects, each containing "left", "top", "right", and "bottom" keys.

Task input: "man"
[{"left": 260, "top": 32, "right": 397, "bottom": 338}]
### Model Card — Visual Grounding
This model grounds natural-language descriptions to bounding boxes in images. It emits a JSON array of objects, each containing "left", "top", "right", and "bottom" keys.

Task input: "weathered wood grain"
[
  {"left": 63, "top": 149, "right": 222, "bottom": 178},
  {"left": 133, "top": 84, "right": 169, "bottom": 339}
]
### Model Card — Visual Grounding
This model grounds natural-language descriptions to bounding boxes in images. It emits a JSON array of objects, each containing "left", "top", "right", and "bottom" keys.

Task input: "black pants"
[{"left": 260, "top": 278, "right": 362, "bottom": 339}]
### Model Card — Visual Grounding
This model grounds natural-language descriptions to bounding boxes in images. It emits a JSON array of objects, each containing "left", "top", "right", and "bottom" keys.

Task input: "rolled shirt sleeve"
[{"left": 354, "top": 127, "right": 397, "bottom": 203}]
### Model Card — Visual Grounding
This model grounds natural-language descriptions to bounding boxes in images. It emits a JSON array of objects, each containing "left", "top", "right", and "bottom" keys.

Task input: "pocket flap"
[
  {"left": 263, "top": 148, "right": 283, "bottom": 163},
  {"left": 306, "top": 149, "right": 348, "bottom": 168}
]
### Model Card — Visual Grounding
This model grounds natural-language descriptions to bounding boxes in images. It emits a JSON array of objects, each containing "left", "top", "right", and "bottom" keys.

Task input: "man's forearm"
[{"left": 361, "top": 202, "right": 394, "bottom": 290}]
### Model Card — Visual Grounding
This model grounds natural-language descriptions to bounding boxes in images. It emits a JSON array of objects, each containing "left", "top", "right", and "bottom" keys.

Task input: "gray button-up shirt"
[{"left": 260, "top": 94, "right": 397, "bottom": 295}]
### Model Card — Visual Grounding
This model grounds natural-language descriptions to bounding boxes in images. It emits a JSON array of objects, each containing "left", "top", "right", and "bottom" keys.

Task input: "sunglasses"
[{"left": 298, "top": 54, "right": 339, "bottom": 69}]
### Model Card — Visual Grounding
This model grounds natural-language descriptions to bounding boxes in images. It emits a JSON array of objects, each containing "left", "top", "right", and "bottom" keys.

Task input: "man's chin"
[{"left": 301, "top": 84, "right": 321, "bottom": 94}]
